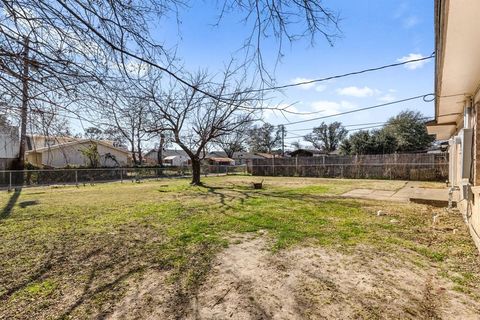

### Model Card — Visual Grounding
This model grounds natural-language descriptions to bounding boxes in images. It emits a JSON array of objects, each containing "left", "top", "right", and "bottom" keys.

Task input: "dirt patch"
[
  {"left": 105, "top": 235, "right": 480, "bottom": 319},
  {"left": 185, "top": 236, "right": 480, "bottom": 320},
  {"left": 108, "top": 270, "right": 174, "bottom": 320}
]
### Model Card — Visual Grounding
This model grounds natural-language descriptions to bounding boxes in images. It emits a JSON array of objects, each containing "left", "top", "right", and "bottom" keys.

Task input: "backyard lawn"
[{"left": 0, "top": 176, "right": 479, "bottom": 319}]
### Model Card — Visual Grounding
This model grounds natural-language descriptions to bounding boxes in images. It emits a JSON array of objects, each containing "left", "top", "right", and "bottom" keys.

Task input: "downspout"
[{"left": 464, "top": 97, "right": 472, "bottom": 130}]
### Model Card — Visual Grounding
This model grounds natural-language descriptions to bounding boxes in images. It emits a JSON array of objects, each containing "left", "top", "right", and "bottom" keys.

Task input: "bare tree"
[
  {"left": 291, "top": 140, "right": 302, "bottom": 150},
  {"left": 214, "top": 123, "right": 251, "bottom": 158},
  {"left": 106, "top": 94, "right": 152, "bottom": 165},
  {"left": 84, "top": 127, "right": 104, "bottom": 140},
  {"left": 154, "top": 131, "right": 173, "bottom": 167},
  {"left": 304, "top": 121, "right": 347, "bottom": 153},
  {"left": 157, "top": 133, "right": 165, "bottom": 167},
  {"left": 247, "top": 123, "right": 282, "bottom": 153},
  {"left": 146, "top": 67, "right": 259, "bottom": 185},
  {"left": 217, "top": 0, "right": 341, "bottom": 82},
  {"left": 0, "top": 0, "right": 340, "bottom": 169}
]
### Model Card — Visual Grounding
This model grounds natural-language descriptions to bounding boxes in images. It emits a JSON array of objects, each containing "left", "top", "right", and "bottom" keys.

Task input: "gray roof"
[
  {"left": 289, "top": 149, "right": 327, "bottom": 156},
  {"left": 207, "top": 151, "right": 264, "bottom": 159},
  {"left": 146, "top": 149, "right": 189, "bottom": 158}
]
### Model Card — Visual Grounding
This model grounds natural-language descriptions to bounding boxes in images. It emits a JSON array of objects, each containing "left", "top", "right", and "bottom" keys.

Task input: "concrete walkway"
[{"left": 342, "top": 182, "right": 459, "bottom": 206}]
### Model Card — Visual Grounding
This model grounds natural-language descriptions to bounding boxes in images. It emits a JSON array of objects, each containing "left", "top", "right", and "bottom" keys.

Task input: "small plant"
[
  {"left": 103, "top": 152, "right": 119, "bottom": 167},
  {"left": 80, "top": 143, "right": 100, "bottom": 168}
]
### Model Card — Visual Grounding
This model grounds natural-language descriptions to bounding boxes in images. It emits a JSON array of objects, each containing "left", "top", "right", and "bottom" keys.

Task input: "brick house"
[{"left": 427, "top": 0, "right": 480, "bottom": 250}]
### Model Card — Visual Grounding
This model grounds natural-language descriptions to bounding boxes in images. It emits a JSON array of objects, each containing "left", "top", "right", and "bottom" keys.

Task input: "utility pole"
[
  {"left": 281, "top": 125, "right": 285, "bottom": 156},
  {"left": 17, "top": 37, "right": 29, "bottom": 170}
]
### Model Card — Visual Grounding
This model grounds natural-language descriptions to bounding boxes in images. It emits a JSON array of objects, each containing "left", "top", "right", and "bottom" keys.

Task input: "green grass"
[
  {"left": 0, "top": 176, "right": 479, "bottom": 318},
  {"left": 23, "top": 280, "right": 57, "bottom": 297}
]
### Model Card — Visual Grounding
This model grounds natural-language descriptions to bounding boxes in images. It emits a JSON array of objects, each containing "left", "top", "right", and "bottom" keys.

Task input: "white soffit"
[
  {"left": 427, "top": 123, "right": 456, "bottom": 140},
  {"left": 438, "top": 0, "right": 480, "bottom": 124}
]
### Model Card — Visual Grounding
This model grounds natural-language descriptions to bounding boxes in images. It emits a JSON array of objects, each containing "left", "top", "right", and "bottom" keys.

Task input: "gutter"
[{"left": 434, "top": 0, "right": 449, "bottom": 122}]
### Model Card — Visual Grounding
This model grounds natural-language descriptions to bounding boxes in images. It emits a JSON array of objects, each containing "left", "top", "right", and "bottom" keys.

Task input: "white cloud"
[
  {"left": 377, "top": 89, "right": 397, "bottom": 102},
  {"left": 291, "top": 77, "right": 316, "bottom": 90},
  {"left": 336, "top": 86, "right": 379, "bottom": 98},
  {"left": 378, "top": 94, "right": 396, "bottom": 102},
  {"left": 403, "top": 16, "right": 419, "bottom": 28},
  {"left": 394, "top": 2, "right": 408, "bottom": 19},
  {"left": 397, "top": 53, "right": 429, "bottom": 70},
  {"left": 315, "top": 85, "right": 327, "bottom": 92},
  {"left": 310, "top": 100, "right": 356, "bottom": 116}
]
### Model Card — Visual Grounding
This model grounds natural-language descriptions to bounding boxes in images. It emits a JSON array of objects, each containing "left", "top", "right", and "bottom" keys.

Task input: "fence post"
[
  {"left": 75, "top": 170, "right": 78, "bottom": 186},
  {"left": 272, "top": 155, "right": 275, "bottom": 176},
  {"left": 9, "top": 171, "right": 12, "bottom": 190},
  {"left": 295, "top": 156, "right": 298, "bottom": 176},
  {"left": 120, "top": 169, "right": 123, "bottom": 183}
]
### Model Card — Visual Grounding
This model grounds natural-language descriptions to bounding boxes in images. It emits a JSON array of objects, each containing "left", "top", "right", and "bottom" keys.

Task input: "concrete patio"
[{"left": 342, "top": 182, "right": 459, "bottom": 207}]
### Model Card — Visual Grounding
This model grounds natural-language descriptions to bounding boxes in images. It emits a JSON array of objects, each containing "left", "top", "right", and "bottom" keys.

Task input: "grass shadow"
[
  {"left": 19, "top": 200, "right": 39, "bottom": 208},
  {"left": 1, "top": 188, "right": 22, "bottom": 220}
]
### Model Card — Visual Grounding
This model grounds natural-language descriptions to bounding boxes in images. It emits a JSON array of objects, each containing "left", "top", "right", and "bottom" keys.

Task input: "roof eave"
[{"left": 434, "top": 0, "right": 448, "bottom": 122}]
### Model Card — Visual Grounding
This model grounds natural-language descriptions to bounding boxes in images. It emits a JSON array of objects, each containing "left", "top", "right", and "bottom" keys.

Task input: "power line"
[
  {"left": 286, "top": 117, "right": 433, "bottom": 133},
  {"left": 288, "top": 121, "right": 387, "bottom": 132},
  {"left": 284, "top": 118, "right": 435, "bottom": 141},
  {"left": 284, "top": 124, "right": 388, "bottom": 140},
  {"left": 280, "top": 94, "right": 432, "bottom": 126},
  {"left": 238, "top": 54, "right": 435, "bottom": 94}
]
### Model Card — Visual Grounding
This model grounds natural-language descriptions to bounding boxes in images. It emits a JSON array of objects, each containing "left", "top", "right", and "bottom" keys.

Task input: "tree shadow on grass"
[
  {"left": 0, "top": 188, "right": 22, "bottom": 220},
  {"left": 201, "top": 185, "right": 324, "bottom": 237},
  {"left": 203, "top": 183, "right": 362, "bottom": 210},
  {"left": 0, "top": 241, "right": 60, "bottom": 301},
  {"left": 57, "top": 265, "right": 144, "bottom": 319}
]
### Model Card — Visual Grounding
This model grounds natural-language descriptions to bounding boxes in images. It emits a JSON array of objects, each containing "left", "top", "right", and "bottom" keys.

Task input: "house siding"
[
  {"left": 31, "top": 142, "right": 128, "bottom": 168},
  {"left": 452, "top": 97, "right": 480, "bottom": 252},
  {"left": 0, "top": 126, "right": 19, "bottom": 160},
  {"left": 469, "top": 100, "right": 480, "bottom": 249}
]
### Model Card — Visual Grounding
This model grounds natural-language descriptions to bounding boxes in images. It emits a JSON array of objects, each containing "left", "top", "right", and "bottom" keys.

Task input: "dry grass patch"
[{"left": 0, "top": 176, "right": 478, "bottom": 319}]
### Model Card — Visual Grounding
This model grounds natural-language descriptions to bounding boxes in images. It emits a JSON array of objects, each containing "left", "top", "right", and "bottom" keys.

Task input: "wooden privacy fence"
[{"left": 251, "top": 153, "right": 449, "bottom": 181}]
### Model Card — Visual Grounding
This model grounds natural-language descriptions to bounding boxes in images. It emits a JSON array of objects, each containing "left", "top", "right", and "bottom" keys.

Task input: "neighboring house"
[
  {"left": 207, "top": 151, "right": 264, "bottom": 165},
  {"left": 426, "top": 0, "right": 480, "bottom": 251},
  {"left": 27, "top": 134, "right": 78, "bottom": 151},
  {"left": 163, "top": 155, "right": 190, "bottom": 166},
  {"left": 0, "top": 125, "right": 19, "bottom": 170},
  {"left": 289, "top": 149, "right": 327, "bottom": 157},
  {"left": 144, "top": 149, "right": 160, "bottom": 164},
  {"left": 255, "top": 152, "right": 283, "bottom": 159},
  {"left": 26, "top": 140, "right": 129, "bottom": 168},
  {"left": 145, "top": 149, "right": 190, "bottom": 166},
  {"left": 207, "top": 157, "right": 235, "bottom": 166}
]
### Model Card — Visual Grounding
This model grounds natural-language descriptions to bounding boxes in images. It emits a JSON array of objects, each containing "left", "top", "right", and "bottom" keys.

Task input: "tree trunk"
[
  {"left": 225, "top": 149, "right": 234, "bottom": 159},
  {"left": 158, "top": 134, "right": 164, "bottom": 167},
  {"left": 191, "top": 158, "right": 201, "bottom": 185},
  {"left": 130, "top": 140, "right": 137, "bottom": 165},
  {"left": 137, "top": 140, "right": 142, "bottom": 165},
  {"left": 16, "top": 37, "right": 29, "bottom": 171}
]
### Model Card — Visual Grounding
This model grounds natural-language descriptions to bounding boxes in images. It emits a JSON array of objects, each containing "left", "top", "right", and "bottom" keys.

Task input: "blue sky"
[{"left": 156, "top": 0, "right": 435, "bottom": 148}]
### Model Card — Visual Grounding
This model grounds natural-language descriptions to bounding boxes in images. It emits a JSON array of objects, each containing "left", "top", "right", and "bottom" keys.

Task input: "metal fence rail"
[{"left": 0, "top": 165, "right": 248, "bottom": 189}]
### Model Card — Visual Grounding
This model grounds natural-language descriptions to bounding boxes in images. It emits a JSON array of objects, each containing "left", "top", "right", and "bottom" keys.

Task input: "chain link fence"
[{"left": 0, "top": 165, "right": 248, "bottom": 189}]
